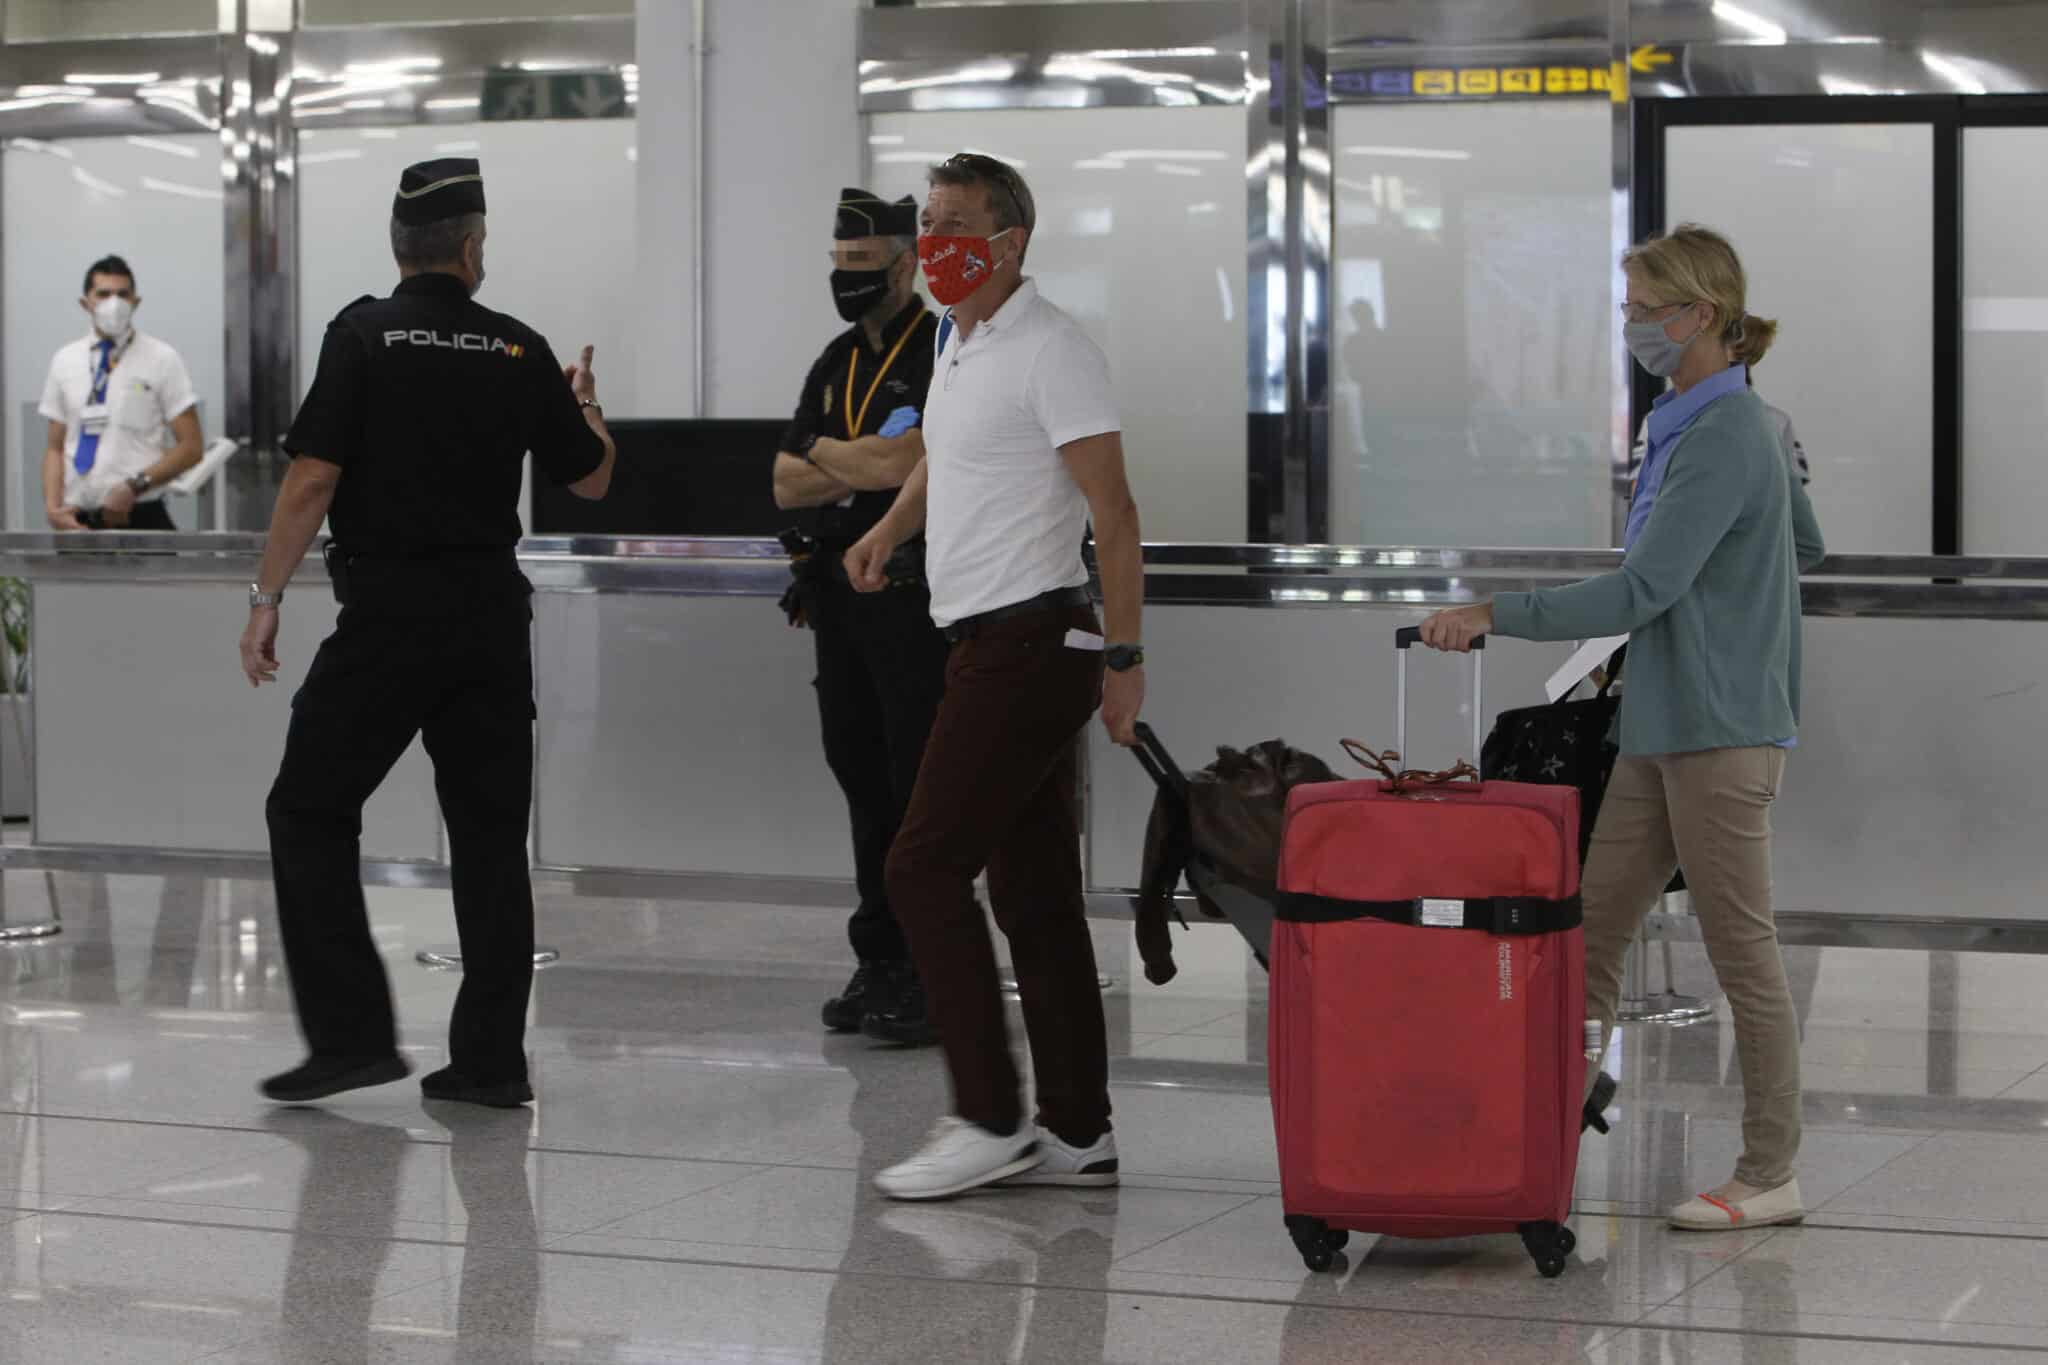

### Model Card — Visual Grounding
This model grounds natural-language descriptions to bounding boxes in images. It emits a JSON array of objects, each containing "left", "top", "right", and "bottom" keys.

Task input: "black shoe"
[
  {"left": 421, "top": 1066, "right": 534, "bottom": 1109},
  {"left": 823, "top": 961, "right": 888, "bottom": 1034},
  {"left": 259, "top": 1055, "right": 411, "bottom": 1104},
  {"left": 861, "top": 966, "right": 938, "bottom": 1048},
  {"left": 1583, "top": 1070, "right": 1618, "bottom": 1135}
]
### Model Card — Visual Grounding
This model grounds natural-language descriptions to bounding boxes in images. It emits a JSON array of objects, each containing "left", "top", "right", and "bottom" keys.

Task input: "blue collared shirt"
[{"left": 1625, "top": 363, "right": 1750, "bottom": 551}]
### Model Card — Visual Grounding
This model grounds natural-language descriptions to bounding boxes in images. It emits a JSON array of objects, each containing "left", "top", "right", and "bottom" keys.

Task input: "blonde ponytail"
[{"left": 1729, "top": 313, "right": 1778, "bottom": 368}]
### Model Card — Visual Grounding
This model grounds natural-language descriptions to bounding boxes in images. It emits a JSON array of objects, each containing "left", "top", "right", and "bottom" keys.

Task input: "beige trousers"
[{"left": 1584, "top": 746, "right": 1800, "bottom": 1189}]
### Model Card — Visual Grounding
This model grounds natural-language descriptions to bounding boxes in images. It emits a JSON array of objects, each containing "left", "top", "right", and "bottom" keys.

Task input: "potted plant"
[{"left": 0, "top": 578, "right": 28, "bottom": 821}]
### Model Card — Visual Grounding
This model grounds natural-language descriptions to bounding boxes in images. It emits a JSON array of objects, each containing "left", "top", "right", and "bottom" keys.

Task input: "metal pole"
[
  {"left": 418, "top": 946, "right": 561, "bottom": 970},
  {"left": 690, "top": 0, "right": 708, "bottom": 418},
  {"left": 1001, "top": 975, "right": 1111, "bottom": 998},
  {"left": 0, "top": 870, "right": 61, "bottom": 943},
  {"left": 1615, "top": 893, "right": 1714, "bottom": 1024}
]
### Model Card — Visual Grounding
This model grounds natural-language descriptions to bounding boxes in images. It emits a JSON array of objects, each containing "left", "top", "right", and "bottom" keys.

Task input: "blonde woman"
[{"left": 1420, "top": 225, "right": 1825, "bottom": 1230}]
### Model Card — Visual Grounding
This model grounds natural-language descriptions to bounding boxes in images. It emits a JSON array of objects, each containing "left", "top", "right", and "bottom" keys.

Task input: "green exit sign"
[{"left": 480, "top": 71, "right": 629, "bottom": 122}]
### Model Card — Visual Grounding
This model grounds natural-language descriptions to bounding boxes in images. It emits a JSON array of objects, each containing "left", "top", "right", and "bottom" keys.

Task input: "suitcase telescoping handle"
[
  {"left": 1130, "top": 722, "right": 1189, "bottom": 801},
  {"left": 1393, "top": 627, "right": 1486, "bottom": 769}
]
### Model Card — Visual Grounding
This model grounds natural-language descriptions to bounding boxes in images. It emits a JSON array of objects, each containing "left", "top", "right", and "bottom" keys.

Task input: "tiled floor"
[{"left": 3, "top": 866, "right": 2048, "bottom": 1363}]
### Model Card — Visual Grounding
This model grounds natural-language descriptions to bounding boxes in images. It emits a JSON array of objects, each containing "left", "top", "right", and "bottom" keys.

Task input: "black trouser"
[
  {"left": 265, "top": 597, "right": 536, "bottom": 1081},
  {"left": 80, "top": 500, "right": 174, "bottom": 530},
  {"left": 804, "top": 552, "right": 951, "bottom": 965}
]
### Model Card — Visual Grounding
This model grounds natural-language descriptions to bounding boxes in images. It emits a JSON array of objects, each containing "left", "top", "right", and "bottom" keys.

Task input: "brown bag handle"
[{"left": 1340, "top": 738, "right": 1480, "bottom": 792}]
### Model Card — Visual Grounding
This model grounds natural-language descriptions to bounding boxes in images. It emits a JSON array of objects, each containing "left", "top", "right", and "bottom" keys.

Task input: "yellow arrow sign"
[{"left": 1630, "top": 44, "right": 1675, "bottom": 73}]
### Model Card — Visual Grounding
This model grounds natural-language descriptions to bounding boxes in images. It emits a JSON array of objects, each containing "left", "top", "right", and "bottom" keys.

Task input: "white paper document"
[
  {"left": 1545, "top": 636, "right": 1628, "bottom": 703},
  {"left": 168, "top": 438, "right": 241, "bottom": 496}
]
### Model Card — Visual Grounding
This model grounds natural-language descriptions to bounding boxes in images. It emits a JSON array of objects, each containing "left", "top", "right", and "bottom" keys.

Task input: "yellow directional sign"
[{"left": 1332, "top": 46, "right": 1681, "bottom": 102}]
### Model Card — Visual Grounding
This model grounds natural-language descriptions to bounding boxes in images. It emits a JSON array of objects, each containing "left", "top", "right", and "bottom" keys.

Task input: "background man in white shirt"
[
  {"left": 40, "top": 254, "right": 204, "bottom": 531},
  {"left": 846, "top": 153, "right": 1148, "bottom": 1201}
]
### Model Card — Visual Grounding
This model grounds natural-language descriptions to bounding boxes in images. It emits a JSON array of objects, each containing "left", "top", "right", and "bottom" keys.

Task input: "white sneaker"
[
  {"left": 874, "top": 1117, "right": 1043, "bottom": 1201},
  {"left": 1669, "top": 1177, "right": 1804, "bottom": 1230},
  {"left": 1001, "top": 1128, "right": 1118, "bottom": 1187}
]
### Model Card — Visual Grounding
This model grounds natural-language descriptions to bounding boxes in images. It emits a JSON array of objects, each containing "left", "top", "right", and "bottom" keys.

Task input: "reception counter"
[{"left": 4, "top": 533, "right": 2047, "bottom": 952}]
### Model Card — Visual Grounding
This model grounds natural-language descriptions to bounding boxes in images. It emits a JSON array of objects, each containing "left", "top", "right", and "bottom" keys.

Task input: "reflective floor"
[{"left": 3, "top": 867, "right": 2048, "bottom": 1363}]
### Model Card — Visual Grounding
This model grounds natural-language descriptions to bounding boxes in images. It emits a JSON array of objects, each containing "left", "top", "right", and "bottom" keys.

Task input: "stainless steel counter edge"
[
  {"left": 7, "top": 534, "right": 2048, "bottom": 617},
  {"left": 11, "top": 843, "right": 2048, "bottom": 959}
]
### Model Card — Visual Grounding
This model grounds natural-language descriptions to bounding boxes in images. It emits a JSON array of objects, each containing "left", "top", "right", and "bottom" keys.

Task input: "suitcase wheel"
[
  {"left": 1519, "top": 1220, "right": 1575, "bottom": 1278},
  {"left": 1284, "top": 1215, "right": 1349, "bottom": 1273}
]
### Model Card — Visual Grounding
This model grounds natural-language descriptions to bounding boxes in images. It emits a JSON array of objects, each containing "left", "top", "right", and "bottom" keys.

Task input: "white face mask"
[{"left": 92, "top": 296, "right": 134, "bottom": 340}]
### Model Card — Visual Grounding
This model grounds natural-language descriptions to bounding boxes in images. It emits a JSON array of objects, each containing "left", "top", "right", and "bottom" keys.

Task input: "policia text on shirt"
[
  {"left": 773, "top": 189, "right": 950, "bottom": 1046},
  {"left": 237, "top": 157, "right": 617, "bottom": 1108}
]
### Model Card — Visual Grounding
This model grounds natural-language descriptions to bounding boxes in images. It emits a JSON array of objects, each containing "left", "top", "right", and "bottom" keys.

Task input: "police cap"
[
  {"left": 835, "top": 188, "right": 917, "bottom": 241},
  {"left": 393, "top": 157, "right": 486, "bottom": 227}
]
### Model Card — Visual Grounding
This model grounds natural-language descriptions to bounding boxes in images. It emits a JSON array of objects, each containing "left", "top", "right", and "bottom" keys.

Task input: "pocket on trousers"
[
  {"left": 1761, "top": 746, "right": 1785, "bottom": 803},
  {"left": 953, "top": 632, "right": 1042, "bottom": 681}
]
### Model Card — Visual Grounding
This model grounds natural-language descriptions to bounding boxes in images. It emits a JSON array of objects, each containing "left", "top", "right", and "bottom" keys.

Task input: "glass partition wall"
[
  {"left": 6, "top": 3, "right": 2048, "bottom": 545},
  {"left": 0, "top": 14, "right": 637, "bottom": 533},
  {"left": 864, "top": 0, "right": 2048, "bottom": 552},
  {"left": 860, "top": 0, "right": 1639, "bottom": 545}
]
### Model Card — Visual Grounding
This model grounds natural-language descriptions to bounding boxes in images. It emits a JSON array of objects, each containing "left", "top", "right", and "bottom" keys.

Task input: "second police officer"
[
  {"left": 773, "top": 189, "right": 949, "bottom": 1045},
  {"left": 241, "top": 158, "right": 616, "bottom": 1106}
]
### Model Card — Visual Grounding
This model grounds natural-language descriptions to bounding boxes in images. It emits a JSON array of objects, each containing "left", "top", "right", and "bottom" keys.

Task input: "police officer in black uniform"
[
  {"left": 240, "top": 158, "right": 615, "bottom": 1106},
  {"left": 773, "top": 189, "right": 949, "bottom": 1044}
]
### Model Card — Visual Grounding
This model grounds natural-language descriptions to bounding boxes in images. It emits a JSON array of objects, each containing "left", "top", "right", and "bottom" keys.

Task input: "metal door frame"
[{"left": 1632, "top": 95, "right": 1963, "bottom": 553}]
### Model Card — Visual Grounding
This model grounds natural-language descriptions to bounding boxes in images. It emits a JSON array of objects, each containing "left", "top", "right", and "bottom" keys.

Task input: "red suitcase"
[{"left": 1269, "top": 627, "right": 1594, "bottom": 1277}]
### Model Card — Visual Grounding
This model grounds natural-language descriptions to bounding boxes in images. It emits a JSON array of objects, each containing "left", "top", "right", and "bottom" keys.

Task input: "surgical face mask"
[
  {"left": 92, "top": 295, "right": 134, "bottom": 340},
  {"left": 1623, "top": 305, "right": 1705, "bottom": 378},
  {"left": 917, "top": 228, "right": 1013, "bottom": 308},
  {"left": 831, "top": 265, "right": 893, "bottom": 323}
]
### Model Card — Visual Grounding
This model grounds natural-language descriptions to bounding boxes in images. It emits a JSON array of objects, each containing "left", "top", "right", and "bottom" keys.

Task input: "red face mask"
[{"left": 917, "top": 229, "right": 1012, "bottom": 307}]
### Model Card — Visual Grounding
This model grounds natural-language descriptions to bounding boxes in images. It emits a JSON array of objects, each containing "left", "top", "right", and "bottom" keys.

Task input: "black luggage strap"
[{"left": 1278, "top": 891, "right": 1582, "bottom": 935}]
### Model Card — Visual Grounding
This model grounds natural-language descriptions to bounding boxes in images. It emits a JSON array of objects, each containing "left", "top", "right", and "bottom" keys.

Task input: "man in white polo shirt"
[
  {"left": 40, "top": 254, "right": 204, "bottom": 531},
  {"left": 846, "top": 152, "right": 1148, "bottom": 1200}
]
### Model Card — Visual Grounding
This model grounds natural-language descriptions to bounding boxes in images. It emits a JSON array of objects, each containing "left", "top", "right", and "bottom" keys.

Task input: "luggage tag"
[
  {"left": 1419, "top": 899, "right": 1464, "bottom": 929},
  {"left": 1063, "top": 630, "right": 1105, "bottom": 652}
]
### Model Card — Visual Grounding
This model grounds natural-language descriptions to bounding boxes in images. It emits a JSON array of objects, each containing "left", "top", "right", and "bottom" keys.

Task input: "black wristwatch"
[
  {"left": 1105, "top": 643, "right": 1145, "bottom": 673},
  {"left": 127, "top": 471, "right": 152, "bottom": 494}
]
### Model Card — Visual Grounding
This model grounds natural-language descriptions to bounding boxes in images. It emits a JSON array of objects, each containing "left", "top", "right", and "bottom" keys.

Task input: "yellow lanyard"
[{"left": 844, "top": 312, "right": 920, "bottom": 441}]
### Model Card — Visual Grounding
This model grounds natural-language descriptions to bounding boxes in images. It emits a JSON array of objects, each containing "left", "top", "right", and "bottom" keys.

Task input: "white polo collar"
[{"left": 978, "top": 277, "right": 1039, "bottom": 336}]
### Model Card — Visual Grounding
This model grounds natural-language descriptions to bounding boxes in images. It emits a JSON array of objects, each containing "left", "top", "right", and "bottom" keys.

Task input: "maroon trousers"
[{"left": 885, "top": 602, "right": 1110, "bottom": 1145}]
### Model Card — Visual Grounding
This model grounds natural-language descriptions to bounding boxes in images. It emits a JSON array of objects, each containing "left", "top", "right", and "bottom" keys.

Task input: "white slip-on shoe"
[
  {"left": 1000, "top": 1128, "right": 1118, "bottom": 1187},
  {"left": 874, "top": 1117, "right": 1043, "bottom": 1201},
  {"left": 1669, "top": 1177, "right": 1804, "bottom": 1231}
]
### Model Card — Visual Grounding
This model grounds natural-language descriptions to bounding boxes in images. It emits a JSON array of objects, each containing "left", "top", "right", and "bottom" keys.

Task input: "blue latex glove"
[{"left": 878, "top": 405, "right": 921, "bottom": 439}]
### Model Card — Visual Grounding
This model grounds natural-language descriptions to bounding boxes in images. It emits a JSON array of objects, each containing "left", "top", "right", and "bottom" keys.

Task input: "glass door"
[{"left": 1638, "top": 98, "right": 1956, "bottom": 555}]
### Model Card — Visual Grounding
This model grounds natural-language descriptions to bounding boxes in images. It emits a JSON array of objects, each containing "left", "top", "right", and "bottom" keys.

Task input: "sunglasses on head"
[{"left": 939, "top": 153, "right": 1028, "bottom": 233}]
